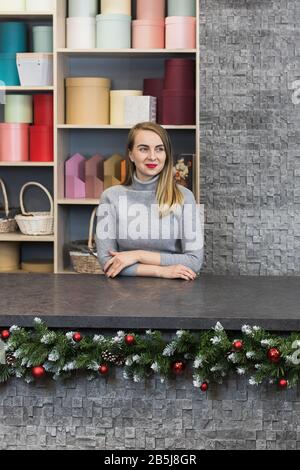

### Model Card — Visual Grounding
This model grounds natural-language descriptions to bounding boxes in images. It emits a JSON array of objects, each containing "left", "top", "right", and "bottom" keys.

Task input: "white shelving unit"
[{"left": 0, "top": 0, "right": 200, "bottom": 275}]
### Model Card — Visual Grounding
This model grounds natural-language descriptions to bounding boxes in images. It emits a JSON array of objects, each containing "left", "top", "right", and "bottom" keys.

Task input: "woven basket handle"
[
  {"left": 88, "top": 207, "right": 98, "bottom": 252},
  {"left": 0, "top": 179, "right": 9, "bottom": 218},
  {"left": 19, "top": 182, "right": 54, "bottom": 216}
]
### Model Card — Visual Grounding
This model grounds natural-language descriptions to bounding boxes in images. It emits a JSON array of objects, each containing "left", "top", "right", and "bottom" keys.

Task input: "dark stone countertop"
[{"left": 0, "top": 273, "right": 300, "bottom": 331}]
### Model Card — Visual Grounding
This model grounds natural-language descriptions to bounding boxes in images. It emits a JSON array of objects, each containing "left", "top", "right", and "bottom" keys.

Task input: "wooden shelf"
[
  {"left": 0, "top": 233, "right": 54, "bottom": 242},
  {"left": 0, "top": 12, "right": 54, "bottom": 19},
  {"left": 58, "top": 199, "right": 99, "bottom": 205},
  {"left": 0, "top": 86, "right": 54, "bottom": 92},
  {"left": 57, "top": 48, "right": 197, "bottom": 58},
  {"left": 0, "top": 162, "right": 54, "bottom": 167},
  {"left": 57, "top": 125, "right": 197, "bottom": 130}
]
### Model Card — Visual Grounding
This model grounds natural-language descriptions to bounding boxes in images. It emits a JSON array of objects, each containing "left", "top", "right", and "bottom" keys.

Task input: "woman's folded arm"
[
  {"left": 133, "top": 190, "right": 204, "bottom": 274},
  {"left": 96, "top": 193, "right": 139, "bottom": 277},
  {"left": 160, "top": 246, "right": 204, "bottom": 274}
]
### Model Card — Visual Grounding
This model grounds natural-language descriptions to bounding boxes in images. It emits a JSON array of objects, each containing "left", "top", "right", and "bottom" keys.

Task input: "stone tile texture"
[
  {"left": 0, "top": 371, "right": 300, "bottom": 450},
  {"left": 200, "top": 0, "right": 300, "bottom": 275}
]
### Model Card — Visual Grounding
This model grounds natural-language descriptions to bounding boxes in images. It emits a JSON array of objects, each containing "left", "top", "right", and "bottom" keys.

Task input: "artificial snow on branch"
[{"left": 0, "top": 319, "right": 299, "bottom": 392}]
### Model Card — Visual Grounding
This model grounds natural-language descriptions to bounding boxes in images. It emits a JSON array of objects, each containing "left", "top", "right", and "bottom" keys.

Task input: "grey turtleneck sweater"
[{"left": 96, "top": 172, "right": 204, "bottom": 276}]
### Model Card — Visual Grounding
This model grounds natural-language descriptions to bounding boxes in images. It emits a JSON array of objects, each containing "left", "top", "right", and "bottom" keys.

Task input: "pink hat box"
[
  {"left": 132, "top": 19, "right": 165, "bottom": 49},
  {"left": 0, "top": 123, "right": 29, "bottom": 162},
  {"left": 136, "top": 0, "right": 165, "bottom": 20},
  {"left": 165, "top": 16, "right": 196, "bottom": 49}
]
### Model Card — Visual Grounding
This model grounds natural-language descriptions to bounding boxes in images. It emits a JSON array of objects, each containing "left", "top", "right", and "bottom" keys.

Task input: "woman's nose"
[{"left": 149, "top": 149, "right": 157, "bottom": 160}]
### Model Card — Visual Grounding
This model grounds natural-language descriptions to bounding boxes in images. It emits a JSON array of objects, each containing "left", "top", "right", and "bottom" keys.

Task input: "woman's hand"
[
  {"left": 104, "top": 250, "right": 140, "bottom": 278},
  {"left": 158, "top": 265, "right": 197, "bottom": 281}
]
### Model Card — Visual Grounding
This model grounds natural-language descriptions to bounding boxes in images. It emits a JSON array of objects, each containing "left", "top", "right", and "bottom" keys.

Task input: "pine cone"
[
  {"left": 115, "top": 357, "right": 126, "bottom": 367},
  {"left": 6, "top": 353, "right": 16, "bottom": 367},
  {"left": 102, "top": 350, "right": 125, "bottom": 366}
]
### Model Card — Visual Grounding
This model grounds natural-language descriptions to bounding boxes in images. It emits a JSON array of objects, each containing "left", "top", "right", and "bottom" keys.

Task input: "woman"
[{"left": 96, "top": 122, "right": 204, "bottom": 280}]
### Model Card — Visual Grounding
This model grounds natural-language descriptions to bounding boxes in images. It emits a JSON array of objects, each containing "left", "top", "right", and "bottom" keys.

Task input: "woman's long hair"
[{"left": 122, "top": 122, "right": 184, "bottom": 218}]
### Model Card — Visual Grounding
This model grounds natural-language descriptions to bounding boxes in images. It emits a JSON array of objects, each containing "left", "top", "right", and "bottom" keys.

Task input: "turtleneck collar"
[{"left": 130, "top": 171, "right": 160, "bottom": 191}]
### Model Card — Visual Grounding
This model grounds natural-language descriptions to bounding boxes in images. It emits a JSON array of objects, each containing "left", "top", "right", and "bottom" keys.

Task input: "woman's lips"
[{"left": 146, "top": 164, "right": 158, "bottom": 168}]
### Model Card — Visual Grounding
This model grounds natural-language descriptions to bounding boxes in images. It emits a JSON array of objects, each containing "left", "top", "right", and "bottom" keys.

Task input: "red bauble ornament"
[
  {"left": 278, "top": 378, "right": 288, "bottom": 389},
  {"left": 1, "top": 330, "right": 10, "bottom": 340},
  {"left": 172, "top": 361, "right": 186, "bottom": 375},
  {"left": 125, "top": 334, "right": 135, "bottom": 346},
  {"left": 31, "top": 366, "right": 46, "bottom": 379},
  {"left": 200, "top": 382, "right": 209, "bottom": 392},
  {"left": 267, "top": 348, "right": 281, "bottom": 364},
  {"left": 98, "top": 365, "right": 109, "bottom": 376},
  {"left": 73, "top": 332, "right": 82, "bottom": 343},
  {"left": 233, "top": 340, "right": 243, "bottom": 351}
]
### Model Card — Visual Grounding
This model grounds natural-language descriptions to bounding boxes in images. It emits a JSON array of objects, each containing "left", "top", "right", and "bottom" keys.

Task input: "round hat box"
[
  {"left": 21, "top": 259, "right": 54, "bottom": 273},
  {"left": 0, "top": 123, "right": 29, "bottom": 162},
  {"left": 168, "top": 0, "right": 196, "bottom": 17},
  {"left": 0, "top": 0, "right": 26, "bottom": 12},
  {"left": 136, "top": 0, "right": 165, "bottom": 19},
  {"left": 66, "top": 17, "right": 96, "bottom": 49},
  {"left": 66, "top": 77, "right": 111, "bottom": 125},
  {"left": 0, "top": 242, "right": 20, "bottom": 272},
  {"left": 110, "top": 90, "right": 143, "bottom": 125},
  {"left": 68, "top": 0, "right": 98, "bottom": 17},
  {"left": 101, "top": 0, "right": 131, "bottom": 16},
  {"left": 4, "top": 94, "right": 33, "bottom": 124},
  {"left": 132, "top": 19, "right": 165, "bottom": 49},
  {"left": 26, "top": 0, "right": 55, "bottom": 11},
  {"left": 96, "top": 14, "right": 131, "bottom": 49},
  {"left": 165, "top": 16, "right": 196, "bottom": 49}
]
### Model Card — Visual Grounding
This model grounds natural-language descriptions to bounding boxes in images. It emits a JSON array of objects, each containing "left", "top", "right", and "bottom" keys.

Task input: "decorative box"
[
  {"left": 124, "top": 95, "right": 157, "bottom": 126},
  {"left": 85, "top": 154, "right": 104, "bottom": 199},
  {"left": 65, "top": 153, "right": 86, "bottom": 199}
]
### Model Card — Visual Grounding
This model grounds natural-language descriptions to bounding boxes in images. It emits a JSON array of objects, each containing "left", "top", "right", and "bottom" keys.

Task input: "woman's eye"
[{"left": 139, "top": 147, "right": 148, "bottom": 152}]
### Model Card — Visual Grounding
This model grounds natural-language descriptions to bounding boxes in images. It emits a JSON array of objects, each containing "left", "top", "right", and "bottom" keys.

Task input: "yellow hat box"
[
  {"left": 0, "top": 242, "right": 20, "bottom": 272},
  {"left": 21, "top": 259, "right": 54, "bottom": 273}
]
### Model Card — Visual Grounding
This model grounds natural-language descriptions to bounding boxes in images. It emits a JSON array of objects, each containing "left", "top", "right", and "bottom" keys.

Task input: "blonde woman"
[{"left": 96, "top": 122, "right": 204, "bottom": 280}]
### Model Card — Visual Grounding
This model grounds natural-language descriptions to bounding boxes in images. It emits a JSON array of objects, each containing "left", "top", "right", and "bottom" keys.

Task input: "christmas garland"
[{"left": 1, "top": 319, "right": 300, "bottom": 391}]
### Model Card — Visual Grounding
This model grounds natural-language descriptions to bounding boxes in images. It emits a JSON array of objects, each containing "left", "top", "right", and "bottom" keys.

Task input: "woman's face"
[{"left": 129, "top": 130, "right": 167, "bottom": 181}]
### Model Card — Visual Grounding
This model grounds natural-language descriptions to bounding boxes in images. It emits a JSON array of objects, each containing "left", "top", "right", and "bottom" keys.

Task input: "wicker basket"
[
  {"left": 69, "top": 207, "right": 104, "bottom": 275},
  {"left": 15, "top": 182, "right": 54, "bottom": 236},
  {"left": 0, "top": 179, "right": 18, "bottom": 234}
]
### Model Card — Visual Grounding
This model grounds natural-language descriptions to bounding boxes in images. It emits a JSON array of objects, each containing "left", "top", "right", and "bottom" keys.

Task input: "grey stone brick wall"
[
  {"left": 200, "top": 0, "right": 300, "bottom": 275},
  {"left": 1, "top": 371, "right": 300, "bottom": 450}
]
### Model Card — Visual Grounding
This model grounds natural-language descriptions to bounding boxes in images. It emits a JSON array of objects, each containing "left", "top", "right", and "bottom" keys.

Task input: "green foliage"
[
  {"left": 1, "top": 320, "right": 300, "bottom": 391},
  {"left": 0, "top": 365, "right": 13, "bottom": 383}
]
